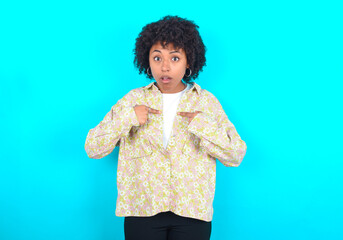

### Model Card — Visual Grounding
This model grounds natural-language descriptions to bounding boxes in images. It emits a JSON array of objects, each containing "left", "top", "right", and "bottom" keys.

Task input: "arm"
[
  {"left": 84, "top": 92, "right": 140, "bottom": 159},
  {"left": 187, "top": 95, "right": 247, "bottom": 167}
]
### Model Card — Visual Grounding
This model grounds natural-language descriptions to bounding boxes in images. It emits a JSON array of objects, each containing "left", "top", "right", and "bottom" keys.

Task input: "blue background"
[{"left": 1, "top": 0, "right": 342, "bottom": 239}]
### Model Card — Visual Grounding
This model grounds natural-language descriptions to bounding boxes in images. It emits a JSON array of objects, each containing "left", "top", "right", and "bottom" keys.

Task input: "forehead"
[{"left": 149, "top": 41, "right": 185, "bottom": 54}]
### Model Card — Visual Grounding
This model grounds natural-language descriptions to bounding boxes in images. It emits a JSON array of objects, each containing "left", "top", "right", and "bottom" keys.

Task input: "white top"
[{"left": 162, "top": 83, "right": 192, "bottom": 149}]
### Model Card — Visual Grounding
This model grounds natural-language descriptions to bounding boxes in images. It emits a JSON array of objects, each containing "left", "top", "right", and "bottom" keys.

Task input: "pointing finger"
[
  {"left": 177, "top": 112, "right": 194, "bottom": 118},
  {"left": 148, "top": 107, "right": 161, "bottom": 114}
]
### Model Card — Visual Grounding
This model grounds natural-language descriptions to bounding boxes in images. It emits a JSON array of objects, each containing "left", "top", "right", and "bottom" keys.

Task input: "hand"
[
  {"left": 134, "top": 105, "right": 161, "bottom": 125},
  {"left": 177, "top": 111, "right": 202, "bottom": 123}
]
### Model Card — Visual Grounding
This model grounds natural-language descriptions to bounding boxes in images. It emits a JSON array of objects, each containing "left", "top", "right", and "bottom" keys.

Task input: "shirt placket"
[{"left": 166, "top": 86, "right": 197, "bottom": 210}]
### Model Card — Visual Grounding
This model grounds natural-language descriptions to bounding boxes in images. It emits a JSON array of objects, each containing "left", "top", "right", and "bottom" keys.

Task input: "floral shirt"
[{"left": 84, "top": 81, "right": 247, "bottom": 222}]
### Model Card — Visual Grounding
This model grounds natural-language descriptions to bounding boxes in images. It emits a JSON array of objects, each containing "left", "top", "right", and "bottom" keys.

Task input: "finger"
[
  {"left": 148, "top": 107, "right": 161, "bottom": 114},
  {"left": 177, "top": 112, "right": 194, "bottom": 118}
]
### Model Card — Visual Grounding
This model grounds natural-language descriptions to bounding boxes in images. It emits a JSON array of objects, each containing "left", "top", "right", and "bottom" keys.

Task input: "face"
[{"left": 149, "top": 41, "right": 189, "bottom": 93}]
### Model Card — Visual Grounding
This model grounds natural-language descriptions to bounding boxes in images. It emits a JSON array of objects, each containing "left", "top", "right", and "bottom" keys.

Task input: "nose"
[{"left": 161, "top": 59, "right": 170, "bottom": 72}]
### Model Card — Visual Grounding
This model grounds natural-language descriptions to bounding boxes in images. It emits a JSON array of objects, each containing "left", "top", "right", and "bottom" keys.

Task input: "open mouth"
[{"left": 161, "top": 77, "right": 172, "bottom": 83}]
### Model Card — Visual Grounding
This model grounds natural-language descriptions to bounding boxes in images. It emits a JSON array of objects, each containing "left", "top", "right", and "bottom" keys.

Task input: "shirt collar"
[{"left": 143, "top": 81, "right": 201, "bottom": 94}]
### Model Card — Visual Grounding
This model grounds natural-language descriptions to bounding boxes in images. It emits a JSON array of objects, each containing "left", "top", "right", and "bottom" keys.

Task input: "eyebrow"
[{"left": 152, "top": 50, "right": 181, "bottom": 54}]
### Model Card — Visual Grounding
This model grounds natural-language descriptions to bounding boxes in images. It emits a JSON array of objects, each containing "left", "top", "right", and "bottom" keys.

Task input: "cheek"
[
  {"left": 149, "top": 62, "right": 158, "bottom": 73},
  {"left": 176, "top": 64, "right": 186, "bottom": 75}
]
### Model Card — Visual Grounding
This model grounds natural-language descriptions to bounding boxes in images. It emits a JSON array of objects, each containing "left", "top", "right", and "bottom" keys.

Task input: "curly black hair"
[{"left": 133, "top": 15, "right": 206, "bottom": 83}]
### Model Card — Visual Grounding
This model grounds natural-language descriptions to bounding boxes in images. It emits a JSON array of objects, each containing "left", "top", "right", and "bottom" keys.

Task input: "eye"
[
  {"left": 153, "top": 56, "right": 161, "bottom": 61},
  {"left": 172, "top": 57, "right": 180, "bottom": 61}
]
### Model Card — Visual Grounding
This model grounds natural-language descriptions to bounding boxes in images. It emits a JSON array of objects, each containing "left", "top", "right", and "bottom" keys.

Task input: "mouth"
[{"left": 160, "top": 76, "right": 172, "bottom": 83}]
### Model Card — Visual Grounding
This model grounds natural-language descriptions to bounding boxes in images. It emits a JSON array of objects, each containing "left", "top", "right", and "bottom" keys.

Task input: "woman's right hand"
[{"left": 133, "top": 105, "right": 161, "bottom": 125}]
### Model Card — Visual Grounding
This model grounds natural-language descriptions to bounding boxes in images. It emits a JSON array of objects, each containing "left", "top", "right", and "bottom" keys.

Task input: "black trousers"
[{"left": 124, "top": 211, "right": 212, "bottom": 240}]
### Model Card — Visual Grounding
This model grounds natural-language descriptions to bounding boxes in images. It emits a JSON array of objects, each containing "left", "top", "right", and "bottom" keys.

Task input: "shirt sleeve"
[
  {"left": 84, "top": 92, "right": 140, "bottom": 159},
  {"left": 187, "top": 94, "right": 247, "bottom": 167}
]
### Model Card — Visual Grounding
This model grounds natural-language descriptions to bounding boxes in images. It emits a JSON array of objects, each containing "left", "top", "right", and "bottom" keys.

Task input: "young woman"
[{"left": 85, "top": 15, "right": 247, "bottom": 240}]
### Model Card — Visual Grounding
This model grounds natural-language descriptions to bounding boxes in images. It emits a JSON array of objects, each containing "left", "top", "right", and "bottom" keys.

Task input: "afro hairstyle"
[{"left": 133, "top": 15, "right": 206, "bottom": 83}]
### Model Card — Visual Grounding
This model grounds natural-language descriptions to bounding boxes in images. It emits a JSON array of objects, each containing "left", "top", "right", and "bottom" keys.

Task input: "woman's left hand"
[{"left": 177, "top": 111, "right": 202, "bottom": 123}]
